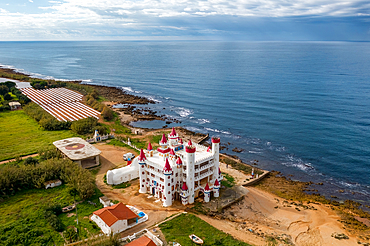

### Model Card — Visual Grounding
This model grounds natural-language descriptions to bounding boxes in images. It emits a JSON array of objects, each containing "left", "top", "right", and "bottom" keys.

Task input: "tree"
[
  {"left": 102, "top": 106, "right": 114, "bottom": 121},
  {"left": 0, "top": 85, "right": 9, "bottom": 95},
  {"left": 71, "top": 117, "right": 98, "bottom": 134},
  {"left": 24, "top": 157, "right": 39, "bottom": 166}
]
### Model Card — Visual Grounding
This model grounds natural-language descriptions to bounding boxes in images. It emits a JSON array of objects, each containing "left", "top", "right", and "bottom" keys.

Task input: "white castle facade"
[{"left": 107, "top": 128, "right": 222, "bottom": 207}]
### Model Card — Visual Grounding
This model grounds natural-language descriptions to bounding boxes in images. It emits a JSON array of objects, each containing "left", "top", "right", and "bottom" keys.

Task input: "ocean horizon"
[{"left": 1, "top": 40, "right": 369, "bottom": 205}]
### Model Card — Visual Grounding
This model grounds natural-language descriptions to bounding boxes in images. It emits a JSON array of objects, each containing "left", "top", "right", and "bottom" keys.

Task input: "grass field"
[
  {"left": 159, "top": 213, "right": 251, "bottom": 246},
  {"left": 0, "top": 110, "right": 77, "bottom": 161},
  {"left": 0, "top": 185, "right": 103, "bottom": 245}
]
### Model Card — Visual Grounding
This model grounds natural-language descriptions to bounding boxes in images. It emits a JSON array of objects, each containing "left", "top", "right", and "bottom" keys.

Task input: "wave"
[
  {"left": 204, "top": 127, "right": 231, "bottom": 135},
  {"left": 281, "top": 154, "right": 314, "bottom": 172},
  {"left": 174, "top": 107, "right": 193, "bottom": 118}
]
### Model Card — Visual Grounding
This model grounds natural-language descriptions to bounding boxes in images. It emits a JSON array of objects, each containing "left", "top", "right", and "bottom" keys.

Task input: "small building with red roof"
[
  {"left": 125, "top": 235, "right": 157, "bottom": 246},
  {"left": 91, "top": 202, "right": 143, "bottom": 235}
]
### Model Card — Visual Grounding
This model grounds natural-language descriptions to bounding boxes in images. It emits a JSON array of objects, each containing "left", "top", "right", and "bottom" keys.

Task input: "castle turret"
[
  {"left": 169, "top": 148, "right": 176, "bottom": 162},
  {"left": 213, "top": 178, "right": 220, "bottom": 197},
  {"left": 147, "top": 142, "right": 153, "bottom": 157},
  {"left": 212, "top": 137, "right": 220, "bottom": 183},
  {"left": 176, "top": 157, "right": 182, "bottom": 168},
  {"left": 138, "top": 149, "right": 147, "bottom": 194},
  {"left": 204, "top": 183, "right": 211, "bottom": 203},
  {"left": 163, "top": 158, "right": 173, "bottom": 207},
  {"left": 168, "top": 127, "right": 179, "bottom": 146},
  {"left": 185, "top": 140, "right": 196, "bottom": 204},
  {"left": 158, "top": 134, "right": 170, "bottom": 159},
  {"left": 181, "top": 182, "right": 189, "bottom": 205}
]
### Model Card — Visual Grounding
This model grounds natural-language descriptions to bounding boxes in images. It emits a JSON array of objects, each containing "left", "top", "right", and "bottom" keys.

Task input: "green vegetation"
[
  {"left": 159, "top": 213, "right": 251, "bottom": 246},
  {"left": 0, "top": 158, "right": 95, "bottom": 199},
  {"left": 24, "top": 102, "right": 72, "bottom": 130},
  {"left": 221, "top": 173, "right": 236, "bottom": 188},
  {"left": 220, "top": 155, "right": 263, "bottom": 176},
  {"left": 111, "top": 119, "right": 132, "bottom": 135},
  {"left": 0, "top": 110, "right": 77, "bottom": 161},
  {"left": 107, "top": 139, "right": 140, "bottom": 154},
  {"left": 0, "top": 185, "right": 104, "bottom": 245},
  {"left": 0, "top": 81, "right": 30, "bottom": 111}
]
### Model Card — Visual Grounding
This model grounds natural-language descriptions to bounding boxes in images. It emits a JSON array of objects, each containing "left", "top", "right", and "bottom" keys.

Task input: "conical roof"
[
  {"left": 170, "top": 148, "right": 175, "bottom": 156},
  {"left": 204, "top": 183, "right": 210, "bottom": 191},
  {"left": 160, "top": 134, "right": 167, "bottom": 144},
  {"left": 188, "top": 139, "right": 192, "bottom": 146},
  {"left": 138, "top": 149, "right": 146, "bottom": 161},
  {"left": 182, "top": 182, "right": 188, "bottom": 191},
  {"left": 176, "top": 157, "right": 182, "bottom": 165},
  {"left": 163, "top": 158, "right": 172, "bottom": 172},
  {"left": 169, "top": 127, "right": 177, "bottom": 136},
  {"left": 214, "top": 179, "right": 219, "bottom": 186},
  {"left": 147, "top": 142, "right": 153, "bottom": 150}
]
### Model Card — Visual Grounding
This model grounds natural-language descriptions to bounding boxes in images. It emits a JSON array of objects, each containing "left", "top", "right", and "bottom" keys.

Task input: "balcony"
[{"left": 195, "top": 170, "right": 213, "bottom": 181}]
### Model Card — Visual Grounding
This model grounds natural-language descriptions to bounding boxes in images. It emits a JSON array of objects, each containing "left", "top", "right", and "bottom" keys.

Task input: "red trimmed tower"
[
  {"left": 138, "top": 149, "right": 147, "bottom": 194},
  {"left": 168, "top": 127, "right": 179, "bottom": 146},
  {"left": 163, "top": 158, "right": 173, "bottom": 207},
  {"left": 213, "top": 178, "right": 220, "bottom": 197},
  {"left": 158, "top": 134, "right": 170, "bottom": 159},
  {"left": 181, "top": 182, "right": 189, "bottom": 205},
  {"left": 204, "top": 183, "right": 211, "bottom": 203},
  {"left": 147, "top": 142, "right": 153, "bottom": 157},
  {"left": 185, "top": 140, "right": 196, "bottom": 204},
  {"left": 212, "top": 137, "right": 220, "bottom": 184}
]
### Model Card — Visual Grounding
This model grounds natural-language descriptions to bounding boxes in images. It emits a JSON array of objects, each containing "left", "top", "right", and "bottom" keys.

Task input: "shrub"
[
  {"left": 3, "top": 93, "right": 12, "bottom": 101},
  {"left": 71, "top": 117, "right": 98, "bottom": 135},
  {"left": 102, "top": 106, "right": 114, "bottom": 121},
  {"left": 24, "top": 157, "right": 39, "bottom": 166},
  {"left": 0, "top": 85, "right": 9, "bottom": 95}
]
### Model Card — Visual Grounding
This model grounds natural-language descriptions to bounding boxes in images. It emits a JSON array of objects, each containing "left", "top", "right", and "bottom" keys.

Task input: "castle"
[{"left": 106, "top": 128, "right": 222, "bottom": 207}]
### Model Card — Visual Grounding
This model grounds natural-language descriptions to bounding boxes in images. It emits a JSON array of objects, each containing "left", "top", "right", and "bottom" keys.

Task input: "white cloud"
[{"left": 0, "top": 0, "right": 369, "bottom": 40}]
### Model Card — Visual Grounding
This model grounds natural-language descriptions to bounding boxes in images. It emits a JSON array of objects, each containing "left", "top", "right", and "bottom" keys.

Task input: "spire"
[
  {"left": 176, "top": 157, "right": 182, "bottom": 165},
  {"left": 163, "top": 158, "right": 172, "bottom": 172},
  {"left": 138, "top": 149, "right": 146, "bottom": 161},
  {"left": 169, "top": 148, "right": 175, "bottom": 156},
  {"left": 188, "top": 139, "right": 192, "bottom": 146},
  {"left": 160, "top": 134, "right": 167, "bottom": 144},
  {"left": 169, "top": 127, "right": 177, "bottom": 137},
  {"left": 214, "top": 179, "right": 219, "bottom": 186},
  {"left": 181, "top": 182, "right": 188, "bottom": 191},
  {"left": 179, "top": 138, "right": 183, "bottom": 144},
  {"left": 147, "top": 142, "right": 153, "bottom": 151},
  {"left": 207, "top": 146, "right": 211, "bottom": 152},
  {"left": 204, "top": 183, "right": 210, "bottom": 191}
]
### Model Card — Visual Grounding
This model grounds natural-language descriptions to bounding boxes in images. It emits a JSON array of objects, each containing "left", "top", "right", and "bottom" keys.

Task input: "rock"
[{"left": 331, "top": 232, "right": 349, "bottom": 240}]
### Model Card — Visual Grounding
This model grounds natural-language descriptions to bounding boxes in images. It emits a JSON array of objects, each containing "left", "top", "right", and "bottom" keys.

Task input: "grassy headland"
[{"left": 0, "top": 110, "right": 77, "bottom": 161}]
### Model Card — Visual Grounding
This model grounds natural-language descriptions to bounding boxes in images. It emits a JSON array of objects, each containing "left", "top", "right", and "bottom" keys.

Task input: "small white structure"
[
  {"left": 53, "top": 137, "right": 101, "bottom": 168},
  {"left": 9, "top": 102, "right": 21, "bottom": 111},
  {"left": 44, "top": 179, "right": 62, "bottom": 189},
  {"left": 106, "top": 127, "right": 222, "bottom": 207},
  {"left": 99, "top": 196, "right": 112, "bottom": 207},
  {"left": 91, "top": 202, "right": 143, "bottom": 235}
]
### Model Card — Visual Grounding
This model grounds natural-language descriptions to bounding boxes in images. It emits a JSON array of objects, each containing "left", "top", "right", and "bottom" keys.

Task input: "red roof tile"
[
  {"left": 169, "top": 127, "right": 177, "bottom": 136},
  {"left": 160, "top": 134, "right": 167, "bottom": 144},
  {"left": 125, "top": 236, "right": 156, "bottom": 246},
  {"left": 139, "top": 149, "right": 146, "bottom": 161},
  {"left": 176, "top": 157, "right": 182, "bottom": 165},
  {"left": 163, "top": 158, "right": 172, "bottom": 172},
  {"left": 93, "top": 202, "right": 138, "bottom": 227}
]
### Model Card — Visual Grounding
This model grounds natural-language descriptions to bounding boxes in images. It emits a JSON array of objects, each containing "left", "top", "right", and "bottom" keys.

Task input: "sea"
[{"left": 1, "top": 41, "right": 369, "bottom": 205}]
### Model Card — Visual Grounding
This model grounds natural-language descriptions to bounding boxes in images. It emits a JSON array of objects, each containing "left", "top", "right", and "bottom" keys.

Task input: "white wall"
[
  {"left": 91, "top": 214, "right": 112, "bottom": 235},
  {"left": 107, "top": 159, "right": 139, "bottom": 185},
  {"left": 111, "top": 219, "right": 128, "bottom": 234}
]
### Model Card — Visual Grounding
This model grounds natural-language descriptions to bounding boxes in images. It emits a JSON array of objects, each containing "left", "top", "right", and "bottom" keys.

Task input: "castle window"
[
  {"left": 160, "top": 178, "right": 164, "bottom": 182},
  {"left": 168, "top": 183, "right": 170, "bottom": 186},
  {"left": 142, "top": 172, "right": 144, "bottom": 175},
  {"left": 142, "top": 179, "right": 145, "bottom": 182},
  {"left": 168, "top": 176, "right": 170, "bottom": 179},
  {"left": 171, "top": 178, "right": 173, "bottom": 182},
  {"left": 176, "top": 173, "right": 178, "bottom": 177},
  {"left": 168, "top": 191, "right": 170, "bottom": 194}
]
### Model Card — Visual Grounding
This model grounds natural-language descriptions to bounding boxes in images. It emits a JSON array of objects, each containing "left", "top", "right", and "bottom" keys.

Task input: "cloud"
[
  {"left": 0, "top": 0, "right": 369, "bottom": 40},
  {"left": 29, "top": 0, "right": 33, "bottom": 3}
]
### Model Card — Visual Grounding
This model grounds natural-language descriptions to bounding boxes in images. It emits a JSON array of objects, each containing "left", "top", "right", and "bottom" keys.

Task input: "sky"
[{"left": 0, "top": 0, "right": 369, "bottom": 41}]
